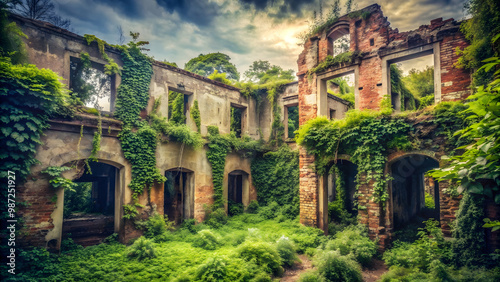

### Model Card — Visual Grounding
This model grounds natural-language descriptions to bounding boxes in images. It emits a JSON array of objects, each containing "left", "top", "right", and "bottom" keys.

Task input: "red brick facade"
[{"left": 296, "top": 4, "right": 474, "bottom": 249}]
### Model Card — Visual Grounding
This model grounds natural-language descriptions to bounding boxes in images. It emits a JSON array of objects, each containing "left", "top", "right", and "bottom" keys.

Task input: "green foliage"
[
  {"left": 83, "top": 34, "right": 120, "bottom": 76},
  {"left": 114, "top": 36, "right": 153, "bottom": 126},
  {"left": 328, "top": 77, "right": 355, "bottom": 109},
  {"left": 383, "top": 219, "right": 452, "bottom": 272},
  {"left": 428, "top": 56, "right": 500, "bottom": 201},
  {"left": 391, "top": 64, "right": 418, "bottom": 111},
  {"left": 127, "top": 237, "right": 157, "bottom": 261},
  {"left": 246, "top": 200, "right": 260, "bottom": 214},
  {"left": 41, "top": 166, "right": 77, "bottom": 191},
  {"left": 315, "top": 250, "right": 363, "bottom": 282},
  {"left": 208, "top": 69, "right": 234, "bottom": 85},
  {"left": 483, "top": 218, "right": 500, "bottom": 231},
  {"left": 425, "top": 192, "right": 435, "bottom": 208},
  {"left": 452, "top": 192, "right": 488, "bottom": 267},
  {"left": 419, "top": 95, "right": 434, "bottom": 109},
  {"left": 308, "top": 51, "right": 362, "bottom": 77},
  {"left": 190, "top": 99, "right": 201, "bottom": 132},
  {"left": 161, "top": 60, "right": 178, "bottom": 68},
  {"left": 64, "top": 182, "right": 92, "bottom": 217},
  {"left": 230, "top": 106, "right": 243, "bottom": 137},
  {"left": 455, "top": 0, "right": 500, "bottom": 86},
  {"left": 251, "top": 146, "right": 299, "bottom": 213},
  {"left": 87, "top": 112, "right": 102, "bottom": 165},
  {"left": 243, "top": 60, "right": 294, "bottom": 84},
  {"left": 0, "top": 4, "right": 27, "bottom": 64},
  {"left": 402, "top": 66, "right": 434, "bottom": 99},
  {"left": 123, "top": 203, "right": 141, "bottom": 220},
  {"left": 185, "top": 52, "right": 240, "bottom": 81},
  {"left": 298, "top": 271, "right": 324, "bottom": 282},
  {"left": 324, "top": 225, "right": 376, "bottom": 266},
  {"left": 206, "top": 130, "right": 231, "bottom": 207},
  {"left": 0, "top": 57, "right": 71, "bottom": 182},
  {"left": 237, "top": 241, "right": 283, "bottom": 276},
  {"left": 195, "top": 256, "right": 229, "bottom": 281},
  {"left": 119, "top": 126, "right": 166, "bottom": 198},
  {"left": 276, "top": 236, "right": 299, "bottom": 267},
  {"left": 193, "top": 230, "right": 221, "bottom": 250},
  {"left": 296, "top": 108, "right": 411, "bottom": 204},
  {"left": 205, "top": 207, "right": 228, "bottom": 229},
  {"left": 168, "top": 90, "right": 186, "bottom": 124},
  {"left": 287, "top": 106, "right": 299, "bottom": 138},
  {"left": 143, "top": 213, "right": 174, "bottom": 239}
]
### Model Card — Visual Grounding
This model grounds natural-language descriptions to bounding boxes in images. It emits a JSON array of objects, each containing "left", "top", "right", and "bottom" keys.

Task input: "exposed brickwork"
[
  {"left": 297, "top": 4, "right": 471, "bottom": 249},
  {"left": 438, "top": 182, "right": 461, "bottom": 237},
  {"left": 440, "top": 32, "right": 471, "bottom": 101}
]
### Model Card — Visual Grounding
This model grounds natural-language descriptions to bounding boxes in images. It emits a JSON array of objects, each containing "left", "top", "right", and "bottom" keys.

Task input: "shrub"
[
  {"left": 324, "top": 225, "right": 376, "bottom": 266},
  {"left": 229, "top": 201, "right": 244, "bottom": 216},
  {"left": 205, "top": 207, "right": 228, "bottom": 228},
  {"left": 258, "top": 201, "right": 280, "bottom": 219},
  {"left": 250, "top": 272, "right": 272, "bottom": 282},
  {"left": 195, "top": 257, "right": 229, "bottom": 281},
  {"left": 144, "top": 213, "right": 174, "bottom": 238},
  {"left": 237, "top": 241, "right": 283, "bottom": 276},
  {"left": 127, "top": 237, "right": 156, "bottom": 260},
  {"left": 316, "top": 251, "right": 362, "bottom": 282},
  {"left": 246, "top": 200, "right": 260, "bottom": 214},
  {"left": 103, "top": 233, "right": 119, "bottom": 244},
  {"left": 276, "top": 236, "right": 299, "bottom": 267},
  {"left": 192, "top": 230, "right": 221, "bottom": 250},
  {"left": 298, "top": 271, "right": 324, "bottom": 282},
  {"left": 180, "top": 218, "right": 198, "bottom": 234},
  {"left": 424, "top": 192, "right": 435, "bottom": 208}
]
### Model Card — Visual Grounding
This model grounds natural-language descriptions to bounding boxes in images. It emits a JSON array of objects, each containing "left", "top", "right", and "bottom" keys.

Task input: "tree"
[
  {"left": 9, "top": 0, "right": 71, "bottom": 29},
  {"left": 402, "top": 66, "right": 434, "bottom": 98},
  {"left": 243, "top": 60, "right": 294, "bottom": 84},
  {"left": 184, "top": 52, "right": 240, "bottom": 81},
  {"left": 456, "top": 0, "right": 500, "bottom": 86}
]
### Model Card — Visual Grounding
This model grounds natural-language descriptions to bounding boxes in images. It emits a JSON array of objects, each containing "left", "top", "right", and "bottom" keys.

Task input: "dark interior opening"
[
  {"left": 63, "top": 162, "right": 117, "bottom": 246},
  {"left": 230, "top": 106, "right": 243, "bottom": 138},
  {"left": 287, "top": 106, "right": 299, "bottom": 138},
  {"left": 165, "top": 169, "right": 193, "bottom": 225},
  {"left": 326, "top": 160, "right": 359, "bottom": 221},
  {"left": 228, "top": 170, "right": 247, "bottom": 216},
  {"left": 391, "top": 154, "right": 440, "bottom": 231}
]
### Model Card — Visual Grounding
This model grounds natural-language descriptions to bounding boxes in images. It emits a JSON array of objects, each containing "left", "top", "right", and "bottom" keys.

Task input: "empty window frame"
[
  {"left": 286, "top": 105, "right": 299, "bottom": 139},
  {"left": 230, "top": 105, "right": 246, "bottom": 138},
  {"left": 389, "top": 54, "right": 434, "bottom": 111},
  {"left": 70, "top": 56, "right": 114, "bottom": 112},
  {"left": 168, "top": 90, "right": 189, "bottom": 124}
]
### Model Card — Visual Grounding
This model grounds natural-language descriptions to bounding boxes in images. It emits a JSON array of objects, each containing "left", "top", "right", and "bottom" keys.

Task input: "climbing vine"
[
  {"left": 168, "top": 90, "right": 185, "bottom": 124},
  {"left": 296, "top": 98, "right": 412, "bottom": 205},
  {"left": 83, "top": 34, "right": 120, "bottom": 76},
  {"left": 308, "top": 51, "right": 362, "bottom": 78},
  {"left": 190, "top": 99, "right": 201, "bottom": 132}
]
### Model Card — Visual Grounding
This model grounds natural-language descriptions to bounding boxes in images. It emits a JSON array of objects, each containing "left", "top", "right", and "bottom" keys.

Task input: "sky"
[{"left": 51, "top": 0, "right": 468, "bottom": 79}]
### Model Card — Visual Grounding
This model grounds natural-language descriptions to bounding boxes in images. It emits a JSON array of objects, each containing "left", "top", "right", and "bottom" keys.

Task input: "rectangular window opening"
[
  {"left": 286, "top": 105, "right": 299, "bottom": 139},
  {"left": 230, "top": 105, "right": 244, "bottom": 138},
  {"left": 389, "top": 54, "right": 434, "bottom": 112},
  {"left": 70, "top": 56, "right": 114, "bottom": 112},
  {"left": 168, "top": 90, "right": 189, "bottom": 124}
]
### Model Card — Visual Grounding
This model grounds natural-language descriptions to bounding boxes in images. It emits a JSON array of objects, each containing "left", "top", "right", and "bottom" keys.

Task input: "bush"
[
  {"left": 144, "top": 213, "right": 174, "bottom": 238},
  {"left": 246, "top": 200, "right": 260, "bottom": 214},
  {"left": 298, "top": 271, "right": 324, "bottom": 282},
  {"left": 424, "top": 192, "right": 435, "bottom": 208},
  {"left": 324, "top": 225, "right": 376, "bottom": 266},
  {"left": 383, "top": 219, "right": 452, "bottom": 272},
  {"left": 180, "top": 218, "right": 198, "bottom": 234},
  {"left": 192, "top": 229, "right": 221, "bottom": 250},
  {"left": 195, "top": 257, "right": 229, "bottom": 281},
  {"left": 316, "top": 251, "right": 362, "bottom": 282},
  {"left": 237, "top": 241, "right": 283, "bottom": 276},
  {"left": 229, "top": 201, "right": 244, "bottom": 216},
  {"left": 127, "top": 237, "right": 156, "bottom": 260},
  {"left": 276, "top": 236, "right": 299, "bottom": 267},
  {"left": 258, "top": 201, "right": 280, "bottom": 219},
  {"left": 205, "top": 207, "right": 228, "bottom": 228}
]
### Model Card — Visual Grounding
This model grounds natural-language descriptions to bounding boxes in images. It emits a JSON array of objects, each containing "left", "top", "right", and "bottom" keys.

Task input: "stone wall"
[{"left": 11, "top": 14, "right": 261, "bottom": 248}]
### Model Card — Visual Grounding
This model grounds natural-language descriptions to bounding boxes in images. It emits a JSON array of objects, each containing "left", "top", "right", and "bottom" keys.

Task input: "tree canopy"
[
  {"left": 243, "top": 60, "right": 294, "bottom": 84},
  {"left": 8, "top": 0, "right": 71, "bottom": 29},
  {"left": 184, "top": 52, "right": 240, "bottom": 81}
]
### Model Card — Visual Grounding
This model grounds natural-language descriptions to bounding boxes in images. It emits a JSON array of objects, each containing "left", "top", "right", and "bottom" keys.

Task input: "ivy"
[
  {"left": 83, "top": 34, "right": 120, "bottom": 76},
  {"left": 0, "top": 57, "right": 71, "bottom": 182},
  {"left": 190, "top": 100, "right": 201, "bottom": 133},
  {"left": 119, "top": 125, "right": 166, "bottom": 198},
  {"left": 168, "top": 90, "right": 185, "bottom": 125},
  {"left": 308, "top": 51, "right": 362, "bottom": 78},
  {"left": 41, "top": 166, "right": 77, "bottom": 191},
  {"left": 250, "top": 146, "right": 300, "bottom": 216},
  {"left": 296, "top": 101, "right": 412, "bottom": 205}
]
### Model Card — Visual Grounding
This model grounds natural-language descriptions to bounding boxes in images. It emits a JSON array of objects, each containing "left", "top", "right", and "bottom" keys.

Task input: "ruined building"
[{"left": 8, "top": 4, "right": 497, "bottom": 250}]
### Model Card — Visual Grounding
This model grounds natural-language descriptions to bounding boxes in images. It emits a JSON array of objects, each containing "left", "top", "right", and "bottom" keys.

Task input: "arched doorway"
[
  {"left": 227, "top": 170, "right": 249, "bottom": 216},
  {"left": 164, "top": 168, "right": 194, "bottom": 225},
  {"left": 389, "top": 154, "right": 440, "bottom": 236},
  {"left": 63, "top": 161, "right": 118, "bottom": 246}
]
